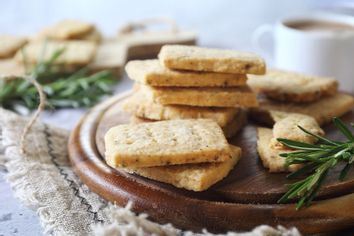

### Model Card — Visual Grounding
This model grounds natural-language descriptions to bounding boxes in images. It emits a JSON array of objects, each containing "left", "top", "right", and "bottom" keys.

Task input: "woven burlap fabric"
[{"left": 0, "top": 108, "right": 300, "bottom": 236}]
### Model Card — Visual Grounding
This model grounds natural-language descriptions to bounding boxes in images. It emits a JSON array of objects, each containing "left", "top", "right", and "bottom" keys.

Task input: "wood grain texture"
[{"left": 68, "top": 91, "right": 354, "bottom": 234}]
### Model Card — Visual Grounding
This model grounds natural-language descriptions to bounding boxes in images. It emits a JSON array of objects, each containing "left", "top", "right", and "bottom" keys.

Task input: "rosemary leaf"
[
  {"left": 298, "top": 125, "right": 340, "bottom": 146},
  {"left": 333, "top": 117, "right": 354, "bottom": 142},
  {"left": 286, "top": 162, "right": 319, "bottom": 179},
  {"left": 0, "top": 48, "right": 117, "bottom": 112},
  {"left": 339, "top": 163, "right": 352, "bottom": 181},
  {"left": 279, "top": 118, "right": 354, "bottom": 209},
  {"left": 277, "top": 138, "right": 323, "bottom": 151}
]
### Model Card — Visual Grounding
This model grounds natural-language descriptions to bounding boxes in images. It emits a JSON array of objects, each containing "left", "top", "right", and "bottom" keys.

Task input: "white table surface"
[{"left": 1, "top": 0, "right": 352, "bottom": 235}]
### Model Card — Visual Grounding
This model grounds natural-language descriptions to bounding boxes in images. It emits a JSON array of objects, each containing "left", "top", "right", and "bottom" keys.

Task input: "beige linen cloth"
[{"left": 0, "top": 108, "right": 300, "bottom": 236}]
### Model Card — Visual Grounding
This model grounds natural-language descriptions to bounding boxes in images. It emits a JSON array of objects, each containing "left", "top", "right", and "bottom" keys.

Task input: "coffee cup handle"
[{"left": 252, "top": 24, "right": 274, "bottom": 59}]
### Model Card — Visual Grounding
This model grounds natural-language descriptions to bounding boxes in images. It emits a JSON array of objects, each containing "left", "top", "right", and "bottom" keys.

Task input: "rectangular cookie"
[
  {"left": 16, "top": 40, "right": 97, "bottom": 68},
  {"left": 158, "top": 45, "right": 266, "bottom": 75},
  {"left": 140, "top": 84, "right": 258, "bottom": 108},
  {"left": 0, "top": 59, "right": 25, "bottom": 76},
  {"left": 38, "top": 20, "right": 95, "bottom": 40},
  {"left": 119, "top": 31, "right": 196, "bottom": 60},
  {"left": 248, "top": 69, "right": 338, "bottom": 103},
  {"left": 0, "top": 35, "right": 27, "bottom": 58},
  {"left": 78, "top": 28, "right": 102, "bottom": 43},
  {"left": 271, "top": 114, "right": 324, "bottom": 149},
  {"left": 104, "top": 119, "right": 232, "bottom": 168},
  {"left": 257, "top": 128, "right": 301, "bottom": 173},
  {"left": 125, "top": 145, "right": 241, "bottom": 191},
  {"left": 121, "top": 90, "right": 239, "bottom": 127},
  {"left": 222, "top": 109, "right": 247, "bottom": 138},
  {"left": 125, "top": 59, "right": 247, "bottom": 87},
  {"left": 250, "top": 93, "right": 354, "bottom": 126},
  {"left": 89, "top": 39, "right": 127, "bottom": 76},
  {"left": 130, "top": 109, "right": 246, "bottom": 138}
]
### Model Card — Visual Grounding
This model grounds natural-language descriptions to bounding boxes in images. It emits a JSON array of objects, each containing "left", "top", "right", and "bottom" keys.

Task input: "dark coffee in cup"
[{"left": 286, "top": 20, "right": 354, "bottom": 32}]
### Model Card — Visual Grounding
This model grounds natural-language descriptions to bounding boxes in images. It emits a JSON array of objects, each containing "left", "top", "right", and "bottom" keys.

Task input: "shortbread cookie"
[
  {"left": 104, "top": 119, "right": 232, "bottom": 168},
  {"left": 222, "top": 109, "right": 247, "bottom": 138},
  {"left": 79, "top": 28, "right": 102, "bottom": 42},
  {"left": 125, "top": 145, "right": 241, "bottom": 191},
  {"left": 89, "top": 39, "right": 127, "bottom": 75},
  {"left": 130, "top": 109, "right": 246, "bottom": 138},
  {"left": 125, "top": 59, "right": 247, "bottom": 87},
  {"left": 118, "top": 30, "right": 196, "bottom": 59},
  {"left": 0, "top": 35, "right": 27, "bottom": 58},
  {"left": 122, "top": 91, "right": 239, "bottom": 127},
  {"left": 271, "top": 114, "right": 324, "bottom": 149},
  {"left": 257, "top": 128, "right": 301, "bottom": 173},
  {"left": 129, "top": 116, "right": 154, "bottom": 124},
  {"left": 38, "top": 20, "right": 95, "bottom": 40},
  {"left": 16, "top": 40, "right": 96, "bottom": 67},
  {"left": 250, "top": 93, "right": 354, "bottom": 126},
  {"left": 158, "top": 45, "right": 266, "bottom": 75},
  {"left": 140, "top": 84, "right": 258, "bottom": 107},
  {"left": 248, "top": 70, "right": 338, "bottom": 102},
  {"left": 0, "top": 59, "right": 25, "bottom": 76}
]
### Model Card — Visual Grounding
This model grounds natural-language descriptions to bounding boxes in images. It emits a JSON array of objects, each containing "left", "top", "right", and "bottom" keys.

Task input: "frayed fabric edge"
[{"left": 92, "top": 201, "right": 301, "bottom": 236}]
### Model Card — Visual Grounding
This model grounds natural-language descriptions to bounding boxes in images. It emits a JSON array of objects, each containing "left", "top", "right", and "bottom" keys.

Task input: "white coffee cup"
[{"left": 252, "top": 13, "right": 354, "bottom": 92}]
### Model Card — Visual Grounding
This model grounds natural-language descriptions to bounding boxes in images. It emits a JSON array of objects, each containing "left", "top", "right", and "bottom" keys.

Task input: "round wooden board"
[{"left": 69, "top": 91, "right": 354, "bottom": 234}]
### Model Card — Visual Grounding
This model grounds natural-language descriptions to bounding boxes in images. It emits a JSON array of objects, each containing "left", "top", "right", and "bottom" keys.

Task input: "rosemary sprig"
[
  {"left": 0, "top": 49, "right": 116, "bottom": 113},
  {"left": 277, "top": 117, "right": 354, "bottom": 209}
]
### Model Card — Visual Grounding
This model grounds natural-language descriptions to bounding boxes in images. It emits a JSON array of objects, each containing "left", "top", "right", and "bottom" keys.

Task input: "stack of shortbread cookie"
[
  {"left": 15, "top": 20, "right": 107, "bottom": 74},
  {"left": 105, "top": 45, "right": 266, "bottom": 190},
  {"left": 1, "top": 19, "right": 198, "bottom": 77},
  {"left": 0, "top": 35, "right": 27, "bottom": 76},
  {"left": 0, "top": 19, "right": 125, "bottom": 77},
  {"left": 105, "top": 119, "right": 241, "bottom": 191},
  {"left": 122, "top": 45, "right": 266, "bottom": 138},
  {"left": 248, "top": 69, "right": 354, "bottom": 126},
  {"left": 248, "top": 70, "right": 354, "bottom": 172}
]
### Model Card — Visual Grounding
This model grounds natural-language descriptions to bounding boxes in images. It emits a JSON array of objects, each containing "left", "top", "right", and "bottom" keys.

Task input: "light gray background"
[{"left": 0, "top": 0, "right": 349, "bottom": 235}]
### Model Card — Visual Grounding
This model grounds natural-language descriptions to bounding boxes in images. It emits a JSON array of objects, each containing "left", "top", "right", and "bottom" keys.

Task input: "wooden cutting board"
[{"left": 68, "top": 91, "right": 354, "bottom": 234}]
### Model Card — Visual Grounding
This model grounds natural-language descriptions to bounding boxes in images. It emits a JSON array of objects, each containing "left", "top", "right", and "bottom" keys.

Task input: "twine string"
[
  {"left": 1, "top": 75, "right": 47, "bottom": 154},
  {"left": 20, "top": 75, "right": 46, "bottom": 154}
]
